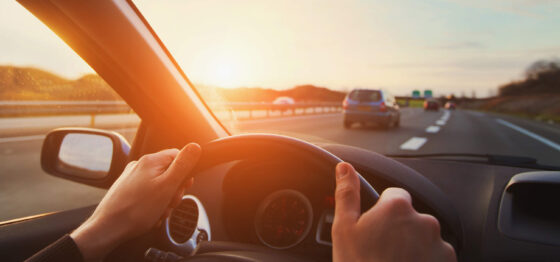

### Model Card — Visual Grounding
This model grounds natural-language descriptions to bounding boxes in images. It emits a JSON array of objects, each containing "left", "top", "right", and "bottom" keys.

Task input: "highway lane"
[
  {"left": 0, "top": 129, "right": 137, "bottom": 222},
  {"left": 1, "top": 108, "right": 559, "bottom": 221}
]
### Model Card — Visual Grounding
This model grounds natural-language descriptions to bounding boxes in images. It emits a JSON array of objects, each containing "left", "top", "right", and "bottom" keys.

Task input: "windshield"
[{"left": 134, "top": 1, "right": 560, "bottom": 167}]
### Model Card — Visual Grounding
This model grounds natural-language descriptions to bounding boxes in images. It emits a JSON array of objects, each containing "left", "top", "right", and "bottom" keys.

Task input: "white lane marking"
[
  {"left": 0, "top": 127, "right": 138, "bottom": 144},
  {"left": 496, "top": 119, "right": 560, "bottom": 152},
  {"left": 436, "top": 120, "right": 446, "bottom": 126},
  {"left": 425, "top": 126, "right": 440, "bottom": 133},
  {"left": 0, "top": 135, "right": 45, "bottom": 143},
  {"left": 440, "top": 111, "right": 450, "bottom": 121},
  {"left": 400, "top": 137, "right": 428, "bottom": 151}
]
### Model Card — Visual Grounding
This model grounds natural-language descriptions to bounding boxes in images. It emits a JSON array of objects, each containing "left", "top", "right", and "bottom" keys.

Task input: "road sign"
[{"left": 424, "top": 90, "right": 433, "bottom": 98}]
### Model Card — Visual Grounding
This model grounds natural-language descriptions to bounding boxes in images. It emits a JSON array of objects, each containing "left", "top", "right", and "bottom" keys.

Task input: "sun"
[{"left": 207, "top": 57, "right": 242, "bottom": 88}]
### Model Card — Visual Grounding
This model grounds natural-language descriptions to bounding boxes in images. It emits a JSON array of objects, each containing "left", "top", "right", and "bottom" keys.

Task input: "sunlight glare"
[{"left": 207, "top": 57, "right": 241, "bottom": 88}]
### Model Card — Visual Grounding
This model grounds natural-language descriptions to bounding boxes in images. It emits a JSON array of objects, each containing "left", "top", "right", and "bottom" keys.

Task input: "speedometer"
[{"left": 254, "top": 189, "right": 313, "bottom": 249}]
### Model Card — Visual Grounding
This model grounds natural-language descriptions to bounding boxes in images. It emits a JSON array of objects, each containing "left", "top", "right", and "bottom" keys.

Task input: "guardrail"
[
  {"left": 0, "top": 101, "right": 343, "bottom": 119},
  {"left": 0, "top": 101, "right": 132, "bottom": 116},
  {"left": 0, "top": 101, "right": 343, "bottom": 137}
]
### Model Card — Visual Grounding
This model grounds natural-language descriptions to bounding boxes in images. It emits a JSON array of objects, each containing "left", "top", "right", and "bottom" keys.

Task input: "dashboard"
[
  {"left": 154, "top": 144, "right": 560, "bottom": 262},
  {"left": 220, "top": 159, "right": 335, "bottom": 259}
]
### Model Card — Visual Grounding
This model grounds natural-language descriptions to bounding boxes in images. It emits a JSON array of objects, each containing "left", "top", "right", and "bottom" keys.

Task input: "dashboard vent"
[{"left": 169, "top": 198, "right": 199, "bottom": 243}]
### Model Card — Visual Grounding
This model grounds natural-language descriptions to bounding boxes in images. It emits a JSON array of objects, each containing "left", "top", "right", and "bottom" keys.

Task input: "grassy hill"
[
  {"left": 0, "top": 66, "right": 346, "bottom": 103},
  {"left": 0, "top": 66, "right": 122, "bottom": 101}
]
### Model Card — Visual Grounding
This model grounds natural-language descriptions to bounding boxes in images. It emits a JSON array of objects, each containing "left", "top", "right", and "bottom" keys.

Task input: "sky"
[{"left": 1, "top": 0, "right": 559, "bottom": 97}]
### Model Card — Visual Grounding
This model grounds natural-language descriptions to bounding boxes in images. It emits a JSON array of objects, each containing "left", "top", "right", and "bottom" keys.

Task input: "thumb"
[
  {"left": 333, "top": 162, "right": 361, "bottom": 226},
  {"left": 161, "top": 143, "right": 201, "bottom": 185}
]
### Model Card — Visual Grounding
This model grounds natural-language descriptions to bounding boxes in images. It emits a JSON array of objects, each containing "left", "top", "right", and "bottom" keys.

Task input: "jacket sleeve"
[{"left": 25, "top": 234, "right": 84, "bottom": 262}]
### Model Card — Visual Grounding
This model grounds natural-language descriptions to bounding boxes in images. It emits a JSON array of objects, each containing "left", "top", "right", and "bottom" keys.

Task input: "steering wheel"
[{"left": 183, "top": 134, "right": 380, "bottom": 261}]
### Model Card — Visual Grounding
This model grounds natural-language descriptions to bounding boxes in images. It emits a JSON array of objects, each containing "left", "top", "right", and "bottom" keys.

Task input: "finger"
[
  {"left": 374, "top": 187, "right": 413, "bottom": 216},
  {"left": 440, "top": 241, "right": 457, "bottom": 262},
  {"left": 138, "top": 148, "right": 180, "bottom": 172},
  {"left": 169, "top": 178, "right": 192, "bottom": 209},
  {"left": 120, "top": 160, "right": 138, "bottom": 175},
  {"left": 333, "top": 162, "right": 361, "bottom": 225},
  {"left": 169, "top": 189, "right": 184, "bottom": 208},
  {"left": 417, "top": 213, "right": 441, "bottom": 240},
  {"left": 125, "top": 160, "right": 138, "bottom": 170},
  {"left": 162, "top": 143, "right": 201, "bottom": 184},
  {"left": 182, "top": 177, "right": 194, "bottom": 191}
]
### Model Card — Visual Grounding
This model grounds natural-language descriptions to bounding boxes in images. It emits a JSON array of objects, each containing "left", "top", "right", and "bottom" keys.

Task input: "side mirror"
[{"left": 41, "top": 128, "right": 130, "bottom": 188}]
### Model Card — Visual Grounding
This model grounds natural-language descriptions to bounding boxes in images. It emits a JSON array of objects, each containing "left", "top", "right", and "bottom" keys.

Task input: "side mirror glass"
[
  {"left": 41, "top": 128, "right": 130, "bottom": 188},
  {"left": 58, "top": 133, "right": 114, "bottom": 179}
]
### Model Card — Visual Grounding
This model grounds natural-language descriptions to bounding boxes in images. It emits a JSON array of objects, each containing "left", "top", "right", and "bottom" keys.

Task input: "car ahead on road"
[
  {"left": 342, "top": 89, "right": 400, "bottom": 129},
  {"left": 445, "top": 102, "right": 456, "bottom": 110},
  {"left": 2, "top": 1, "right": 560, "bottom": 262},
  {"left": 424, "top": 99, "right": 440, "bottom": 111}
]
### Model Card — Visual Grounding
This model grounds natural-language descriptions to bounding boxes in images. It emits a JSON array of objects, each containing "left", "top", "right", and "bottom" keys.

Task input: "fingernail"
[
  {"left": 186, "top": 143, "right": 200, "bottom": 155},
  {"left": 336, "top": 163, "right": 348, "bottom": 179}
]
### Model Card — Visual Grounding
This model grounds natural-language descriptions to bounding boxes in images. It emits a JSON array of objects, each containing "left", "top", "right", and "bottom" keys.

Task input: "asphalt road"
[{"left": 1, "top": 108, "right": 560, "bottom": 221}]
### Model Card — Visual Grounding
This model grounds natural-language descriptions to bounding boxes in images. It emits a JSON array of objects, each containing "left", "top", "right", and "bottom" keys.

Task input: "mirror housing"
[{"left": 41, "top": 128, "right": 131, "bottom": 188}]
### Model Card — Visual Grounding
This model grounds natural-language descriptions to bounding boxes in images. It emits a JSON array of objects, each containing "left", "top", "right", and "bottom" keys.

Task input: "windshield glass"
[
  {"left": 134, "top": 0, "right": 560, "bottom": 167},
  {"left": 0, "top": 1, "right": 140, "bottom": 221}
]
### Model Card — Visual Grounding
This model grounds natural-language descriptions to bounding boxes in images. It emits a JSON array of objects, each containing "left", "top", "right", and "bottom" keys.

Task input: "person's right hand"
[{"left": 331, "top": 162, "right": 456, "bottom": 262}]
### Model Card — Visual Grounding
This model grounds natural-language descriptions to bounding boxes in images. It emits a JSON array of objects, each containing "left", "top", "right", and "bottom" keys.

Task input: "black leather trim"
[{"left": 0, "top": 205, "right": 95, "bottom": 262}]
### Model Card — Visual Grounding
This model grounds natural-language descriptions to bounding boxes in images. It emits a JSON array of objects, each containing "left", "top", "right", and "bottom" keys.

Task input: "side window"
[{"left": 0, "top": 2, "right": 139, "bottom": 222}]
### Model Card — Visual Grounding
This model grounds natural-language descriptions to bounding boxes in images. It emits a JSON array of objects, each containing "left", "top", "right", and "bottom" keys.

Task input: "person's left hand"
[{"left": 70, "top": 143, "right": 201, "bottom": 260}]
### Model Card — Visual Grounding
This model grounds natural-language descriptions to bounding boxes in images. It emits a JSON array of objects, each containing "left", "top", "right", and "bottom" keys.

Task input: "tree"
[
  {"left": 525, "top": 59, "right": 560, "bottom": 79},
  {"left": 498, "top": 58, "right": 560, "bottom": 96}
]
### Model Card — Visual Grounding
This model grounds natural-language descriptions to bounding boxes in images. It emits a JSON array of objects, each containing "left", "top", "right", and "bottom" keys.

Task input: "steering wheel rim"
[
  {"left": 193, "top": 133, "right": 379, "bottom": 203},
  {"left": 182, "top": 134, "right": 379, "bottom": 261}
]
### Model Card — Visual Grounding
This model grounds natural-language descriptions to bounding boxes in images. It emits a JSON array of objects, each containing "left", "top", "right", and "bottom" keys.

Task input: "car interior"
[{"left": 1, "top": 1, "right": 559, "bottom": 262}]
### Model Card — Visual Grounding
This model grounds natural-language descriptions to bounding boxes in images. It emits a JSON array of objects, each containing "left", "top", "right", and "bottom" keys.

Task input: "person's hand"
[
  {"left": 332, "top": 162, "right": 456, "bottom": 262},
  {"left": 70, "top": 143, "right": 201, "bottom": 260}
]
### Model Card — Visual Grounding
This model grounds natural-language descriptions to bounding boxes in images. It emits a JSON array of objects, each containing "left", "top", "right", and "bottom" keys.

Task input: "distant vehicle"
[
  {"left": 342, "top": 89, "right": 401, "bottom": 129},
  {"left": 444, "top": 101, "right": 456, "bottom": 110},
  {"left": 424, "top": 99, "right": 440, "bottom": 111},
  {"left": 272, "top": 96, "right": 295, "bottom": 105}
]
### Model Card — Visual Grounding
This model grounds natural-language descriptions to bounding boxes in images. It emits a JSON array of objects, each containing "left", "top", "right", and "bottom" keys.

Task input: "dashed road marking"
[
  {"left": 400, "top": 137, "right": 428, "bottom": 151},
  {"left": 497, "top": 119, "right": 560, "bottom": 152},
  {"left": 436, "top": 120, "right": 446, "bottom": 126},
  {"left": 426, "top": 126, "right": 440, "bottom": 133}
]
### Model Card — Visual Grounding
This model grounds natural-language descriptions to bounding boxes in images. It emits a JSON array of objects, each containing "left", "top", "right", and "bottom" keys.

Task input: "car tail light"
[
  {"left": 379, "top": 102, "right": 387, "bottom": 112},
  {"left": 342, "top": 99, "right": 348, "bottom": 109}
]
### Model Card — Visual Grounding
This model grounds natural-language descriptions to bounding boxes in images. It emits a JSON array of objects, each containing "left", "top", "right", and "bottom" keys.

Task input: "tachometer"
[{"left": 254, "top": 189, "right": 313, "bottom": 249}]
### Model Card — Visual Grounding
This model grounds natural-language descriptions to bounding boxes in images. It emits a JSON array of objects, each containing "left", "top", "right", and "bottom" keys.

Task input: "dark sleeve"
[{"left": 25, "top": 234, "right": 84, "bottom": 262}]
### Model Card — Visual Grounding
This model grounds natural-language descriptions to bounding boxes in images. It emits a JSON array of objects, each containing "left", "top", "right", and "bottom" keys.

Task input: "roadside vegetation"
[
  {"left": 0, "top": 66, "right": 121, "bottom": 100},
  {"left": 461, "top": 59, "right": 560, "bottom": 122}
]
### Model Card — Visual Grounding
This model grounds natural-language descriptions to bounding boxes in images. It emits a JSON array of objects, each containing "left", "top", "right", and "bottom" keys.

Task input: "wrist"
[{"left": 70, "top": 217, "right": 126, "bottom": 260}]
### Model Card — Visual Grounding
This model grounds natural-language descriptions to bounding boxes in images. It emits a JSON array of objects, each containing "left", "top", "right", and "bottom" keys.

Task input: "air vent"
[{"left": 168, "top": 198, "right": 199, "bottom": 243}]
